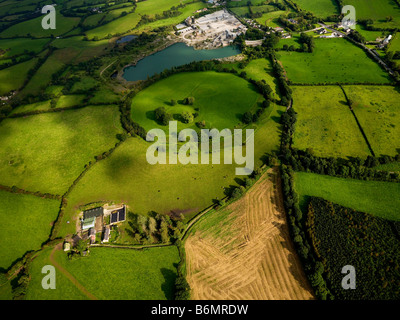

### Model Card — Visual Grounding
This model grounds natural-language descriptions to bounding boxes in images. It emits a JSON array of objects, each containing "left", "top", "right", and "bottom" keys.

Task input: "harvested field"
[{"left": 185, "top": 167, "right": 314, "bottom": 300}]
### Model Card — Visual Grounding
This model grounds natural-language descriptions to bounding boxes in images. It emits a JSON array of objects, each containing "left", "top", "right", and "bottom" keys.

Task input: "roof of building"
[
  {"left": 83, "top": 207, "right": 104, "bottom": 220},
  {"left": 82, "top": 216, "right": 96, "bottom": 230},
  {"left": 110, "top": 206, "right": 126, "bottom": 224},
  {"left": 103, "top": 226, "right": 110, "bottom": 241}
]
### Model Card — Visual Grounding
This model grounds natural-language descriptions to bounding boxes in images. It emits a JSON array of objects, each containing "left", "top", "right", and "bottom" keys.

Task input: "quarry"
[{"left": 175, "top": 9, "right": 247, "bottom": 49}]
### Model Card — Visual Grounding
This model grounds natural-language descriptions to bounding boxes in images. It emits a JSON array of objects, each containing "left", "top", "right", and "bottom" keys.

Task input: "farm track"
[{"left": 185, "top": 167, "right": 314, "bottom": 300}]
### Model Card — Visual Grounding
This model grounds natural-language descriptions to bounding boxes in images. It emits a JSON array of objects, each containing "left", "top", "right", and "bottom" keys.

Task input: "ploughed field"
[{"left": 185, "top": 168, "right": 314, "bottom": 300}]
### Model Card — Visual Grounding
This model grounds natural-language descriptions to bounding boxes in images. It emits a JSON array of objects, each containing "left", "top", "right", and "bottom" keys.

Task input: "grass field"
[
  {"left": 388, "top": 32, "right": 400, "bottom": 52},
  {"left": 295, "top": 171, "right": 400, "bottom": 221},
  {"left": 25, "top": 247, "right": 88, "bottom": 300},
  {"left": 133, "top": 2, "right": 208, "bottom": 33},
  {"left": 185, "top": 168, "right": 314, "bottom": 299},
  {"left": 355, "top": 24, "right": 388, "bottom": 42},
  {"left": 130, "top": 71, "right": 263, "bottom": 132},
  {"left": 0, "top": 38, "right": 48, "bottom": 58},
  {"left": 58, "top": 136, "right": 240, "bottom": 237},
  {"left": 374, "top": 161, "right": 400, "bottom": 172},
  {"left": 26, "top": 246, "right": 180, "bottom": 300},
  {"left": 0, "top": 190, "right": 60, "bottom": 270},
  {"left": 85, "top": 1, "right": 207, "bottom": 39},
  {"left": 0, "top": 58, "right": 37, "bottom": 95},
  {"left": 52, "top": 36, "right": 109, "bottom": 63},
  {"left": 222, "top": 58, "right": 279, "bottom": 95},
  {"left": 10, "top": 99, "right": 52, "bottom": 115},
  {"left": 278, "top": 38, "right": 391, "bottom": 84},
  {"left": 292, "top": 86, "right": 371, "bottom": 158},
  {"left": 10, "top": 95, "right": 87, "bottom": 115},
  {"left": 255, "top": 10, "right": 287, "bottom": 28},
  {"left": 0, "top": 105, "right": 123, "bottom": 195},
  {"left": 342, "top": 85, "right": 400, "bottom": 156},
  {"left": 292, "top": 0, "right": 338, "bottom": 17},
  {"left": 347, "top": 0, "right": 400, "bottom": 28},
  {"left": 0, "top": 11, "right": 80, "bottom": 38},
  {"left": 21, "top": 49, "right": 75, "bottom": 96}
]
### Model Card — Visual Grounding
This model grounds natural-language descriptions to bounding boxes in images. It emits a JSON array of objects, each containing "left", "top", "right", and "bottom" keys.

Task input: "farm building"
[
  {"left": 82, "top": 206, "right": 104, "bottom": 230},
  {"left": 102, "top": 226, "right": 110, "bottom": 243},
  {"left": 63, "top": 242, "right": 70, "bottom": 251},
  {"left": 110, "top": 205, "right": 126, "bottom": 225},
  {"left": 89, "top": 228, "right": 96, "bottom": 244}
]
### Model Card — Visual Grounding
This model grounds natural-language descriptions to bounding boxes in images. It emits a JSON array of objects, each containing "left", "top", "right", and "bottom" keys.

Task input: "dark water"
[
  {"left": 116, "top": 35, "right": 137, "bottom": 44},
  {"left": 123, "top": 42, "right": 241, "bottom": 81}
]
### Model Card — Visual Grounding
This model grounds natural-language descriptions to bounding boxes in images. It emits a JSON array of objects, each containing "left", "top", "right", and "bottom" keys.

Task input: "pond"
[
  {"left": 122, "top": 42, "right": 241, "bottom": 81},
  {"left": 116, "top": 35, "right": 137, "bottom": 44}
]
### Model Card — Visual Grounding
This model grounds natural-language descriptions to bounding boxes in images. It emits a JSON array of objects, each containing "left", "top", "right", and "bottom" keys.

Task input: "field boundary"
[{"left": 339, "top": 84, "right": 376, "bottom": 156}]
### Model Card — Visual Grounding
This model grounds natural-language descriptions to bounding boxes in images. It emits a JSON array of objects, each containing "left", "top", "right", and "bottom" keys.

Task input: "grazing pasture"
[
  {"left": 292, "top": 86, "right": 370, "bottom": 158},
  {"left": 58, "top": 136, "right": 240, "bottom": 237},
  {"left": 278, "top": 38, "right": 391, "bottom": 84},
  {"left": 0, "top": 58, "right": 37, "bottom": 95},
  {"left": 26, "top": 246, "right": 180, "bottom": 300},
  {"left": 0, "top": 12, "right": 80, "bottom": 38},
  {"left": 294, "top": 172, "right": 400, "bottom": 221},
  {"left": 291, "top": 0, "right": 338, "bottom": 18},
  {"left": 347, "top": 0, "right": 400, "bottom": 28},
  {"left": 342, "top": 85, "right": 400, "bottom": 157},
  {"left": 0, "top": 105, "right": 123, "bottom": 195},
  {"left": 130, "top": 71, "right": 263, "bottom": 132},
  {"left": 0, "top": 190, "right": 60, "bottom": 270}
]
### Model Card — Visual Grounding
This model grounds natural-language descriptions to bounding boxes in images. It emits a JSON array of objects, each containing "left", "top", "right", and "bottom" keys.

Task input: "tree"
[
  {"left": 181, "top": 111, "right": 194, "bottom": 124},
  {"left": 242, "top": 111, "right": 253, "bottom": 124},
  {"left": 75, "top": 239, "right": 88, "bottom": 255},
  {"left": 184, "top": 96, "right": 195, "bottom": 105},
  {"left": 171, "top": 99, "right": 177, "bottom": 106}
]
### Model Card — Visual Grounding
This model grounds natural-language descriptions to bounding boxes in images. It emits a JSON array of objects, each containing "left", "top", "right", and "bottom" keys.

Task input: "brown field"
[{"left": 185, "top": 167, "right": 314, "bottom": 300}]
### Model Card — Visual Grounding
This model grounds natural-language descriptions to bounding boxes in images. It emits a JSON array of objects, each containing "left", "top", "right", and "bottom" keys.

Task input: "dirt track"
[
  {"left": 50, "top": 244, "right": 97, "bottom": 300},
  {"left": 185, "top": 167, "right": 314, "bottom": 300}
]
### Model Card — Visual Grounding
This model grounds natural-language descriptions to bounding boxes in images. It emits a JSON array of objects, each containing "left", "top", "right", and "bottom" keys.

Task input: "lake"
[{"left": 123, "top": 42, "right": 241, "bottom": 81}]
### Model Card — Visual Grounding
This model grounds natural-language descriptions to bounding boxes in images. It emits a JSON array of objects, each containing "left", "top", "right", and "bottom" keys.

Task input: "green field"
[
  {"left": 86, "top": 1, "right": 207, "bottom": 39},
  {"left": 26, "top": 246, "right": 180, "bottom": 300},
  {"left": 374, "top": 161, "right": 400, "bottom": 172},
  {"left": 9, "top": 99, "right": 52, "bottom": 115},
  {"left": 21, "top": 50, "right": 72, "bottom": 96},
  {"left": 0, "top": 105, "right": 123, "bottom": 195},
  {"left": 255, "top": 10, "right": 287, "bottom": 28},
  {"left": 343, "top": 85, "right": 400, "bottom": 156},
  {"left": 0, "top": 38, "right": 49, "bottom": 58},
  {"left": 0, "top": 12, "right": 80, "bottom": 38},
  {"left": 130, "top": 71, "right": 263, "bottom": 132},
  {"left": 347, "top": 0, "right": 400, "bottom": 28},
  {"left": 58, "top": 136, "right": 240, "bottom": 236},
  {"left": 0, "top": 58, "right": 37, "bottom": 95},
  {"left": 292, "top": 0, "right": 338, "bottom": 17},
  {"left": 292, "top": 86, "right": 370, "bottom": 158},
  {"left": 278, "top": 38, "right": 391, "bottom": 84},
  {"left": 0, "top": 190, "right": 60, "bottom": 270},
  {"left": 295, "top": 171, "right": 400, "bottom": 221},
  {"left": 222, "top": 58, "right": 279, "bottom": 95},
  {"left": 10, "top": 94, "right": 89, "bottom": 115},
  {"left": 388, "top": 32, "right": 400, "bottom": 52},
  {"left": 355, "top": 24, "right": 388, "bottom": 42}
]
